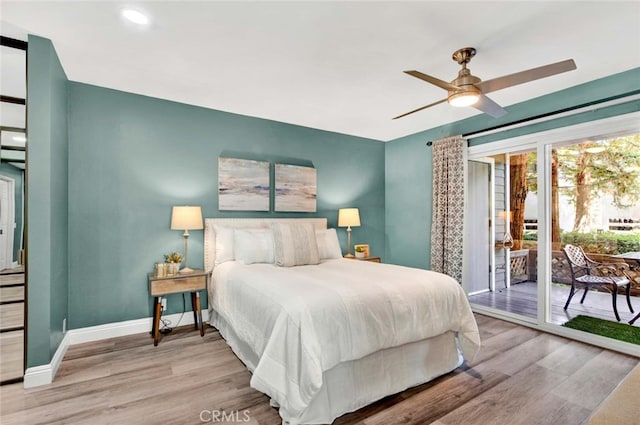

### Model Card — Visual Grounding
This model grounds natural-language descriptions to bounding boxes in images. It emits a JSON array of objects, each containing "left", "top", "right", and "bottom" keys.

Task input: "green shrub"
[
  {"left": 616, "top": 233, "right": 640, "bottom": 254},
  {"left": 516, "top": 231, "right": 639, "bottom": 254},
  {"left": 561, "top": 231, "right": 639, "bottom": 255}
]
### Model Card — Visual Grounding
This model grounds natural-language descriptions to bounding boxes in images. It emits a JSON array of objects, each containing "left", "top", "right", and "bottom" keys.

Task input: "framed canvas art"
[
  {"left": 218, "top": 157, "right": 270, "bottom": 211},
  {"left": 274, "top": 164, "right": 317, "bottom": 212}
]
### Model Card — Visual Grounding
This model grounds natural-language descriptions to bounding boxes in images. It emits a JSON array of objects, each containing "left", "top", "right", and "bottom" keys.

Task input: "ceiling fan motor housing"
[{"left": 449, "top": 68, "right": 481, "bottom": 98}]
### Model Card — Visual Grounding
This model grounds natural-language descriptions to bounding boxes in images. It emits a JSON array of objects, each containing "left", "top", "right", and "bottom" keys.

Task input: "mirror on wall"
[
  {"left": 0, "top": 36, "right": 27, "bottom": 385},
  {"left": 1, "top": 41, "right": 26, "bottom": 270}
]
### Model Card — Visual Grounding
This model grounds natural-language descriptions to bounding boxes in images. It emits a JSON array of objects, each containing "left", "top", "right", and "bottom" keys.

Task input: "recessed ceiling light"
[
  {"left": 121, "top": 8, "right": 149, "bottom": 25},
  {"left": 12, "top": 136, "right": 27, "bottom": 142}
]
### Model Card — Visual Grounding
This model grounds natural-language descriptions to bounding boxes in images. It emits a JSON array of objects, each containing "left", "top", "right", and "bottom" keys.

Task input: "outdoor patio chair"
[{"left": 562, "top": 244, "right": 634, "bottom": 322}]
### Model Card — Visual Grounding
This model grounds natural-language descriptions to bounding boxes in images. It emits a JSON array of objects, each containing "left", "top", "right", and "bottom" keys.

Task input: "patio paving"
[{"left": 469, "top": 280, "right": 640, "bottom": 326}]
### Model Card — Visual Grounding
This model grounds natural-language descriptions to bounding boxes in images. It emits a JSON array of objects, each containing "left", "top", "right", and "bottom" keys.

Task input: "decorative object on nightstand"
[
  {"left": 155, "top": 262, "right": 166, "bottom": 277},
  {"left": 171, "top": 206, "right": 204, "bottom": 274},
  {"left": 164, "top": 252, "right": 182, "bottom": 275},
  {"left": 338, "top": 208, "right": 360, "bottom": 258},
  {"left": 354, "top": 244, "right": 369, "bottom": 258}
]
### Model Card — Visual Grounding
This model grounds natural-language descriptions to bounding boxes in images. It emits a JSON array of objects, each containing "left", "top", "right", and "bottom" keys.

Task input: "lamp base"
[
  {"left": 344, "top": 253, "right": 355, "bottom": 258},
  {"left": 179, "top": 267, "right": 195, "bottom": 274}
]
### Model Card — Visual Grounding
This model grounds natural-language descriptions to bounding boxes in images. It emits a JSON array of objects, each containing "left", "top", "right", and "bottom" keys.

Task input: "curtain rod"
[
  {"left": 1, "top": 95, "right": 26, "bottom": 105},
  {"left": 0, "top": 36, "right": 28, "bottom": 51},
  {"left": 425, "top": 90, "right": 640, "bottom": 146}
]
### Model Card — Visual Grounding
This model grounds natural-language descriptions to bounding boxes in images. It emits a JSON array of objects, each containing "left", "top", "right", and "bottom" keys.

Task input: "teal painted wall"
[
  {"left": 26, "top": 31, "right": 639, "bottom": 361},
  {"left": 385, "top": 67, "right": 640, "bottom": 269},
  {"left": 67, "top": 83, "right": 385, "bottom": 329},
  {"left": 26, "top": 35, "right": 69, "bottom": 367},
  {"left": 0, "top": 162, "right": 24, "bottom": 260}
]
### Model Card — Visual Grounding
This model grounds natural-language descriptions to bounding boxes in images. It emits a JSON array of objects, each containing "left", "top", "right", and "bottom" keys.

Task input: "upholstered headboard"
[{"left": 204, "top": 218, "right": 328, "bottom": 272}]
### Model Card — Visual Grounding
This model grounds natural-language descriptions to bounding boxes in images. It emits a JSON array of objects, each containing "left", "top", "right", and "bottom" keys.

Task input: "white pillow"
[
  {"left": 214, "top": 225, "right": 235, "bottom": 265},
  {"left": 234, "top": 229, "right": 275, "bottom": 264},
  {"left": 316, "top": 228, "right": 343, "bottom": 259},
  {"left": 271, "top": 223, "right": 320, "bottom": 267}
]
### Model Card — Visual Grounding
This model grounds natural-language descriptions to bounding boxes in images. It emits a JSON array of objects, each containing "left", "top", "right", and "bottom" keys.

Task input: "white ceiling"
[{"left": 2, "top": 1, "right": 639, "bottom": 141}]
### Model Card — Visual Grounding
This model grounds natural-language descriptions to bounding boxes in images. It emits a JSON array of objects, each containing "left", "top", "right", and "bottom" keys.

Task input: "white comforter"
[{"left": 210, "top": 259, "right": 480, "bottom": 419}]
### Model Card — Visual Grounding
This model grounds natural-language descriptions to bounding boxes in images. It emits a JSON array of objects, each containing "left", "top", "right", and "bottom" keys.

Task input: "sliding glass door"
[
  {"left": 546, "top": 134, "right": 640, "bottom": 325},
  {"left": 465, "top": 150, "right": 539, "bottom": 321},
  {"left": 465, "top": 111, "right": 640, "bottom": 352}
]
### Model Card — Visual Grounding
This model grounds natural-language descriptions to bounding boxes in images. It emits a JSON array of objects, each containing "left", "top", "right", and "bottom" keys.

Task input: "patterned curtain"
[{"left": 430, "top": 135, "right": 466, "bottom": 284}]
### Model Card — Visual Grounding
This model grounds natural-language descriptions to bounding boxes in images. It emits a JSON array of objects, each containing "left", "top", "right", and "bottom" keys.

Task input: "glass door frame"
[
  {"left": 463, "top": 157, "right": 495, "bottom": 296},
  {"left": 467, "top": 143, "right": 538, "bottom": 325},
  {"left": 466, "top": 111, "right": 640, "bottom": 356}
]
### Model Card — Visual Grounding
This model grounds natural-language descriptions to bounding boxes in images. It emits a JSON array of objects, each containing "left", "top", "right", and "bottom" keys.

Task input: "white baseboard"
[
  {"left": 23, "top": 309, "right": 210, "bottom": 388},
  {"left": 68, "top": 309, "right": 210, "bottom": 345},
  {"left": 24, "top": 331, "right": 70, "bottom": 388}
]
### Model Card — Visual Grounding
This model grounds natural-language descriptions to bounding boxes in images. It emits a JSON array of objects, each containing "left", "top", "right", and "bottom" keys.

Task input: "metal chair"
[{"left": 562, "top": 244, "right": 633, "bottom": 321}]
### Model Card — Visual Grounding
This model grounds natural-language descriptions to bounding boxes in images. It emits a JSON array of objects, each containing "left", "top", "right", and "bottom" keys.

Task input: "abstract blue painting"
[
  {"left": 218, "top": 158, "right": 270, "bottom": 211},
  {"left": 274, "top": 164, "right": 317, "bottom": 212}
]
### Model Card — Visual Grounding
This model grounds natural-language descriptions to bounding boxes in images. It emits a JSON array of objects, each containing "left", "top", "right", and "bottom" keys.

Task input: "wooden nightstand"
[
  {"left": 347, "top": 256, "right": 381, "bottom": 263},
  {"left": 148, "top": 269, "right": 209, "bottom": 346}
]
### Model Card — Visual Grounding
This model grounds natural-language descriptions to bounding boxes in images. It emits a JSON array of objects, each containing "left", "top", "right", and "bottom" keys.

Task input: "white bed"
[{"left": 204, "top": 218, "right": 480, "bottom": 425}]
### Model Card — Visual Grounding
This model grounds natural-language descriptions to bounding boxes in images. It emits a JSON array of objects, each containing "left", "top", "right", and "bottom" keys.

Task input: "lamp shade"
[
  {"left": 338, "top": 208, "right": 361, "bottom": 227},
  {"left": 170, "top": 206, "right": 203, "bottom": 230}
]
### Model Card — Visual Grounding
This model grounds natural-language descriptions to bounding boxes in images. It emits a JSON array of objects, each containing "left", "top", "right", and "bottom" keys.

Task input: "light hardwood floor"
[{"left": 0, "top": 314, "right": 637, "bottom": 425}]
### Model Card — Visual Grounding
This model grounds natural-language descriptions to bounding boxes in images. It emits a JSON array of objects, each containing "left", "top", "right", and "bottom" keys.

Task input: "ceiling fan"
[{"left": 393, "top": 47, "right": 576, "bottom": 120}]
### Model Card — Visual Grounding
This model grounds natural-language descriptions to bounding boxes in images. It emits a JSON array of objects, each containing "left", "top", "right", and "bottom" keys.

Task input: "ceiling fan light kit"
[
  {"left": 395, "top": 47, "right": 577, "bottom": 120},
  {"left": 448, "top": 88, "right": 480, "bottom": 107}
]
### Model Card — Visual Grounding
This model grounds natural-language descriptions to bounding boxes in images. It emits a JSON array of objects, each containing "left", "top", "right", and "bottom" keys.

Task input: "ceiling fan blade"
[
  {"left": 476, "top": 59, "right": 576, "bottom": 94},
  {"left": 472, "top": 94, "right": 507, "bottom": 118},
  {"left": 404, "top": 70, "right": 459, "bottom": 91},
  {"left": 392, "top": 98, "right": 448, "bottom": 120}
]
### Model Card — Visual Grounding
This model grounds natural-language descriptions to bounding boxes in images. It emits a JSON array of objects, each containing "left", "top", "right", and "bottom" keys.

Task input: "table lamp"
[
  {"left": 171, "top": 206, "right": 203, "bottom": 273},
  {"left": 338, "top": 208, "right": 360, "bottom": 258}
]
